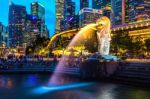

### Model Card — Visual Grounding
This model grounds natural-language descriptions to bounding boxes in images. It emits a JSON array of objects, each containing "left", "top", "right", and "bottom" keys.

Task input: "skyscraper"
[
  {"left": 92, "top": 0, "right": 111, "bottom": 10},
  {"left": 111, "top": 0, "right": 129, "bottom": 26},
  {"left": 1, "top": 25, "right": 9, "bottom": 47},
  {"left": 31, "top": 2, "right": 47, "bottom": 37},
  {"left": 128, "top": 0, "right": 150, "bottom": 22},
  {"left": 31, "top": 2, "right": 45, "bottom": 22},
  {"left": 25, "top": 14, "right": 41, "bottom": 46},
  {"left": 80, "top": 0, "right": 89, "bottom": 10},
  {"left": 79, "top": 8, "right": 102, "bottom": 27},
  {"left": 64, "top": 0, "right": 75, "bottom": 19},
  {"left": 9, "top": 3, "right": 27, "bottom": 47},
  {"left": 0, "top": 22, "right": 3, "bottom": 45},
  {"left": 56, "top": 0, "right": 64, "bottom": 33},
  {"left": 124, "top": 0, "right": 129, "bottom": 23},
  {"left": 92, "top": 0, "right": 112, "bottom": 22},
  {"left": 74, "top": 15, "right": 79, "bottom": 29},
  {"left": 63, "top": 0, "right": 76, "bottom": 30}
]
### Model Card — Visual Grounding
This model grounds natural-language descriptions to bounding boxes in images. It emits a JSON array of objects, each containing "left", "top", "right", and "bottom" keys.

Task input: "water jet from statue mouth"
[{"left": 48, "top": 16, "right": 112, "bottom": 84}]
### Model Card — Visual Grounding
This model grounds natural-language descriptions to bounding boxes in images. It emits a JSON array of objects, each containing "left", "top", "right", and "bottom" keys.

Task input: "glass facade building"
[
  {"left": 0, "top": 23, "right": 8, "bottom": 46},
  {"left": 9, "top": 3, "right": 27, "bottom": 47},
  {"left": 128, "top": 0, "right": 150, "bottom": 22},
  {"left": 111, "top": 0, "right": 129, "bottom": 26},
  {"left": 62, "top": 0, "right": 76, "bottom": 31},
  {"left": 31, "top": 2, "right": 47, "bottom": 38},
  {"left": 92, "top": 0, "right": 111, "bottom": 10},
  {"left": 92, "top": 0, "right": 112, "bottom": 22},
  {"left": 56, "top": 0, "right": 64, "bottom": 33},
  {"left": 112, "top": 0, "right": 150, "bottom": 26},
  {"left": 1, "top": 26, "right": 9, "bottom": 47},
  {"left": 79, "top": 8, "right": 102, "bottom": 27},
  {"left": 80, "top": 0, "right": 89, "bottom": 10},
  {"left": 25, "top": 15, "right": 41, "bottom": 46},
  {"left": 31, "top": 2, "right": 45, "bottom": 22}
]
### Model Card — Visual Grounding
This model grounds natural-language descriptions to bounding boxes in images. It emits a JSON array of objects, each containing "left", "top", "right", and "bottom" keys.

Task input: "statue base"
[
  {"left": 100, "top": 54, "right": 118, "bottom": 61},
  {"left": 80, "top": 54, "right": 119, "bottom": 79}
]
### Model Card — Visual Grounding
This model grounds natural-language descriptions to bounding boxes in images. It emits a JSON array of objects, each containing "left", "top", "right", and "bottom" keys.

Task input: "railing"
[{"left": 126, "top": 59, "right": 150, "bottom": 63}]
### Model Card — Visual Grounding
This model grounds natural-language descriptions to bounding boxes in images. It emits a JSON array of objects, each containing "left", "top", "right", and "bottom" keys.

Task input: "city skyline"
[{"left": 0, "top": 0, "right": 80, "bottom": 36}]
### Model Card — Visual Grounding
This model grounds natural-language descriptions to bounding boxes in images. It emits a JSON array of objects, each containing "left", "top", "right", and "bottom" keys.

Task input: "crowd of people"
[{"left": 0, "top": 52, "right": 88, "bottom": 70}]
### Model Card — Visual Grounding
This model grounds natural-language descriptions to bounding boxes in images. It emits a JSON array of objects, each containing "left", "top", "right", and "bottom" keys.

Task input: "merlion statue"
[
  {"left": 89, "top": 16, "right": 111, "bottom": 55},
  {"left": 96, "top": 16, "right": 111, "bottom": 55},
  {"left": 47, "top": 16, "right": 111, "bottom": 56}
]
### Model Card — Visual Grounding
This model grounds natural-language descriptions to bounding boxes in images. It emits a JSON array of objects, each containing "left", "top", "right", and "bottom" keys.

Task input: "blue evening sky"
[{"left": 0, "top": 0, "right": 91, "bottom": 36}]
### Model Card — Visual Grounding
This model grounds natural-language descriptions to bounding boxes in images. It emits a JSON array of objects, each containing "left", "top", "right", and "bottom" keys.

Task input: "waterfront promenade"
[{"left": 0, "top": 57, "right": 150, "bottom": 85}]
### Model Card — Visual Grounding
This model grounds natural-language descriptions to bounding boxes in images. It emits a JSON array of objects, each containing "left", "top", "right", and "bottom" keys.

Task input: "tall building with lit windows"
[
  {"left": 92, "top": 0, "right": 112, "bottom": 22},
  {"left": 124, "top": 0, "right": 129, "bottom": 23},
  {"left": 56, "top": 0, "right": 64, "bottom": 33},
  {"left": 128, "top": 0, "right": 150, "bottom": 22},
  {"left": 31, "top": 2, "right": 47, "bottom": 38},
  {"left": 31, "top": 2, "right": 45, "bottom": 22},
  {"left": 92, "top": 0, "right": 111, "bottom": 10},
  {"left": 25, "top": 15, "right": 41, "bottom": 46},
  {"left": 0, "top": 23, "right": 8, "bottom": 46},
  {"left": 80, "top": 0, "right": 89, "bottom": 10},
  {"left": 111, "top": 0, "right": 129, "bottom": 26},
  {"left": 79, "top": 8, "right": 102, "bottom": 27},
  {"left": 62, "top": 0, "right": 76, "bottom": 31},
  {"left": 9, "top": 3, "right": 27, "bottom": 47}
]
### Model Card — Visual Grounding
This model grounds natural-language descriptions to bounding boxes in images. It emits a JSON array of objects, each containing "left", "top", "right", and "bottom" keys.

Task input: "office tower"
[
  {"left": 31, "top": 2, "right": 45, "bottom": 22},
  {"left": 25, "top": 15, "right": 40, "bottom": 46},
  {"left": 74, "top": 15, "right": 79, "bottom": 29},
  {"left": 31, "top": 2, "right": 47, "bottom": 37},
  {"left": 129, "top": 0, "right": 150, "bottom": 22},
  {"left": 1, "top": 26, "right": 9, "bottom": 47},
  {"left": 56, "top": 0, "right": 64, "bottom": 33},
  {"left": 63, "top": 0, "right": 76, "bottom": 30},
  {"left": 79, "top": 8, "right": 102, "bottom": 27},
  {"left": 9, "top": 3, "right": 27, "bottom": 47},
  {"left": 92, "top": 0, "right": 112, "bottom": 21},
  {"left": 111, "top": 0, "right": 129, "bottom": 26},
  {"left": 80, "top": 0, "right": 89, "bottom": 10},
  {"left": 92, "top": 0, "right": 111, "bottom": 10}
]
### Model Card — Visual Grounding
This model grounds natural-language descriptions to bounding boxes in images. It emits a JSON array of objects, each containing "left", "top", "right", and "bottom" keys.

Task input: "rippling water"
[{"left": 0, "top": 74, "right": 150, "bottom": 99}]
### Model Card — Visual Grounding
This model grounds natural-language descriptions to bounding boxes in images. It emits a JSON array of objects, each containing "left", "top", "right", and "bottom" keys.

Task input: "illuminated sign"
[{"left": 32, "top": 15, "right": 37, "bottom": 20}]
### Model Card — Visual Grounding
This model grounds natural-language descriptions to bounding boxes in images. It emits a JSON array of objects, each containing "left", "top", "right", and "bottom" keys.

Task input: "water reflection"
[
  {"left": 48, "top": 74, "right": 80, "bottom": 85},
  {"left": 97, "top": 84, "right": 116, "bottom": 99},
  {"left": 0, "top": 76, "right": 14, "bottom": 89},
  {"left": 0, "top": 74, "right": 150, "bottom": 99},
  {"left": 32, "top": 82, "right": 95, "bottom": 95}
]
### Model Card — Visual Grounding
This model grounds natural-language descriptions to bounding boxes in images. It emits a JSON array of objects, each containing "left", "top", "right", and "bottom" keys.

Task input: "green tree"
[
  {"left": 129, "top": 37, "right": 144, "bottom": 56},
  {"left": 26, "top": 36, "right": 49, "bottom": 55},
  {"left": 145, "top": 39, "right": 150, "bottom": 54},
  {"left": 111, "top": 31, "right": 132, "bottom": 56}
]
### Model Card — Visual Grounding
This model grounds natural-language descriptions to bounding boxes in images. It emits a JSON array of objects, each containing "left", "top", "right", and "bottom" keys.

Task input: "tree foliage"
[
  {"left": 111, "top": 31, "right": 148, "bottom": 56},
  {"left": 26, "top": 36, "right": 49, "bottom": 55},
  {"left": 145, "top": 39, "right": 150, "bottom": 53}
]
